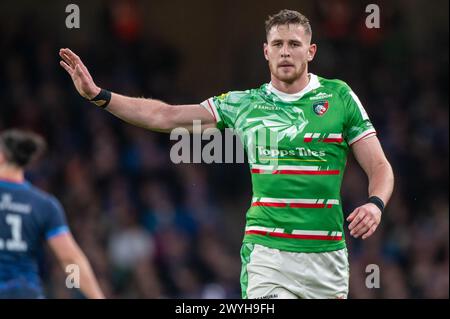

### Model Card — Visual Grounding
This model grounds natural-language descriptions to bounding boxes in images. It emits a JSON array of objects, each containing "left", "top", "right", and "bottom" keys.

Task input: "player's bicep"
[
  {"left": 167, "top": 104, "right": 217, "bottom": 132},
  {"left": 351, "top": 135, "right": 389, "bottom": 176}
]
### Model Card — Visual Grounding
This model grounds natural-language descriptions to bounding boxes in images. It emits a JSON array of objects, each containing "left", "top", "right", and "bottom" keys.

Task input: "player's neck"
[
  {"left": 270, "top": 71, "right": 310, "bottom": 94},
  {"left": 0, "top": 165, "right": 25, "bottom": 183}
]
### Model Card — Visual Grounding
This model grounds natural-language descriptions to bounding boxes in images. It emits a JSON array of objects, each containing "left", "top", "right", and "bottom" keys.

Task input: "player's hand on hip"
[
  {"left": 347, "top": 203, "right": 382, "bottom": 240},
  {"left": 59, "top": 48, "right": 101, "bottom": 100}
]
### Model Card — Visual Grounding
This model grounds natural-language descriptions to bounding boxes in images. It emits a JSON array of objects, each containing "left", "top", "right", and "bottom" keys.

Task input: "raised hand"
[{"left": 59, "top": 48, "right": 101, "bottom": 100}]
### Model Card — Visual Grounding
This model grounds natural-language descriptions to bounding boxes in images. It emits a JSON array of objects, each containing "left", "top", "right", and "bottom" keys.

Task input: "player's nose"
[{"left": 280, "top": 44, "right": 290, "bottom": 57}]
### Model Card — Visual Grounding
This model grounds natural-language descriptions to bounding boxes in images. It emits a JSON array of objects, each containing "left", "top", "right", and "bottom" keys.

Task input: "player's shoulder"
[
  {"left": 316, "top": 75, "right": 352, "bottom": 94},
  {"left": 24, "top": 182, "right": 61, "bottom": 210},
  {"left": 216, "top": 86, "right": 263, "bottom": 104}
]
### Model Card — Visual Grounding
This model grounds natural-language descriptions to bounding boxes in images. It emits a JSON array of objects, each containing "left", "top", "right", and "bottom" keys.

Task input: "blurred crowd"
[{"left": 0, "top": 0, "right": 448, "bottom": 298}]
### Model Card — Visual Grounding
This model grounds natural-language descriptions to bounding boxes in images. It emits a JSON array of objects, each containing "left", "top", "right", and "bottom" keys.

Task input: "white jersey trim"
[
  {"left": 245, "top": 226, "right": 343, "bottom": 238},
  {"left": 200, "top": 98, "right": 222, "bottom": 124},
  {"left": 348, "top": 128, "right": 377, "bottom": 145},
  {"left": 349, "top": 91, "right": 369, "bottom": 121},
  {"left": 267, "top": 73, "right": 321, "bottom": 102}
]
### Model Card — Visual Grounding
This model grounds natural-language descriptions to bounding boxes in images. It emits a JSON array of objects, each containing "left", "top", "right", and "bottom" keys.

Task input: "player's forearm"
[
  {"left": 104, "top": 93, "right": 173, "bottom": 132},
  {"left": 64, "top": 254, "right": 105, "bottom": 299},
  {"left": 78, "top": 258, "right": 105, "bottom": 299},
  {"left": 367, "top": 161, "right": 394, "bottom": 205}
]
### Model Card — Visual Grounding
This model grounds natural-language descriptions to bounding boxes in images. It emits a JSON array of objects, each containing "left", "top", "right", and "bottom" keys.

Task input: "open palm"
[{"left": 59, "top": 48, "right": 100, "bottom": 100}]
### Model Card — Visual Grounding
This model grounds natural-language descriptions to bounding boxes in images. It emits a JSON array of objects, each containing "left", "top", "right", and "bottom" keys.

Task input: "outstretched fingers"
[
  {"left": 65, "top": 49, "right": 85, "bottom": 68},
  {"left": 59, "top": 50, "right": 75, "bottom": 68},
  {"left": 61, "top": 48, "right": 93, "bottom": 81},
  {"left": 58, "top": 48, "right": 99, "bottom": 100},
  {"left": 60, "top": 60, "right": 74, "bottom": 76}
]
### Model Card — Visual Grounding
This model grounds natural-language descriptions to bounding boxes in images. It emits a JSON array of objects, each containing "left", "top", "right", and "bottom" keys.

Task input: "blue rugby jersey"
[{"left": 0, "top": 179, "right": 69, "bottom": 298}]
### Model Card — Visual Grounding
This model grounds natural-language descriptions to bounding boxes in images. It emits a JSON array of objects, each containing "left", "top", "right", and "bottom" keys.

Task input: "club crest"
[{"left": 313, "top": 100, "right": 329, "bottom": 116}]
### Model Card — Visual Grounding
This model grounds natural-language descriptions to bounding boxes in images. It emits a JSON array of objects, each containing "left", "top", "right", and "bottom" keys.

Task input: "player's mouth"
[{"left": 278, "top": 63, "right": 295, "bottom": 68}]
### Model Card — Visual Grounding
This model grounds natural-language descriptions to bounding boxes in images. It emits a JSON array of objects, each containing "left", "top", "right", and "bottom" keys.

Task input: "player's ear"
[
  {"left": 307, "top": 43, "right": 317, "bottom": 62},
  {"left": 263, "top": 42, "right": 269, "bottom": 61}
]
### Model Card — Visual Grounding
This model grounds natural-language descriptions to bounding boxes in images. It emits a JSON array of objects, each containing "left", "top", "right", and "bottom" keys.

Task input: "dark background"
[{"left": 0, "top": 0, "right": 448, "bottom": 298}]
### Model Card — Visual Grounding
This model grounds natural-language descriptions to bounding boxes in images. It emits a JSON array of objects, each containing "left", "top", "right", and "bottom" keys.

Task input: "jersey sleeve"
[
  {"left": 43, "top": 197, "right": 70, "bottom": 240},
  {"left": 200, "top": 91, "right": 245, "bottom": 130},
  {"left": 341, "top": 85, "right": 377, "bottom": 145}
]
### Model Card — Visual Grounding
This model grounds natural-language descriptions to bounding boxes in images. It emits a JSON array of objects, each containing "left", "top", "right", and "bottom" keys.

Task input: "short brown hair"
[{"left": 265, "top": 9, "right": 312, "bottom": 37}]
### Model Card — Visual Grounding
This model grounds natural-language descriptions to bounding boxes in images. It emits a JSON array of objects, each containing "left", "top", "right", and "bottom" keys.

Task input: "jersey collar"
[
  {"left": 0, "top": 178, "right": 29, "bottom": 189},
  {"left": 267, "top": 73, "right": 321, "bottom": 102}
]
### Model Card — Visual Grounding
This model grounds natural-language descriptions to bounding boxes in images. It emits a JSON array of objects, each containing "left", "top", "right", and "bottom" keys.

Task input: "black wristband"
[
  {"left": 367, "top": 196, "right": 385, "bottom": 214},
  {"left": 89, "top": 89, "right": 111, "bottom": 108}
]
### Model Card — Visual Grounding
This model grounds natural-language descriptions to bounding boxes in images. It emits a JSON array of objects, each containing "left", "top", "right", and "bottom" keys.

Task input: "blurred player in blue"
[{"left": 0, "top": 129, "right": 104, "bottom": 299}]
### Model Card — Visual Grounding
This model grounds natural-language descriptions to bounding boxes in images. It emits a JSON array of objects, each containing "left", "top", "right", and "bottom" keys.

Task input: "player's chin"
[{"left": 276, "top": 72, "right": 299, "bottom": 83}]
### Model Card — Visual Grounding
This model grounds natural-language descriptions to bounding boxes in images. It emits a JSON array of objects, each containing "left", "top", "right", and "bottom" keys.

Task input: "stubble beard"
[{"left": 270, "top": 61, "right": 308, "bottom": 84}]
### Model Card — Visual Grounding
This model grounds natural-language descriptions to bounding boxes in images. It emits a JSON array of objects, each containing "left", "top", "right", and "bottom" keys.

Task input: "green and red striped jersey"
[{"left": 201, "top": 74, "right": 376, "bottom": 252}]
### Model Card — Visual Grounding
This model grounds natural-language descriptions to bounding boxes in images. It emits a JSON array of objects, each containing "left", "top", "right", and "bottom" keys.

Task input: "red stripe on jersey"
[
  {"left": 349, "top": 131, "right": 377, "bottom": 146},
  {"left": 245, "top": 230, "right": 342, "bottom": 241},
  {"left": 289, "top": 203, "right": 327, "bottom": 209},
  {"left": 206, "top": 99, "right": 217, "bottom": 123},
  {"left": 275, "top": 170, "right": 340, "bottom": 175},
  {"left": 252, "top": 202, "right": 287, "bottom": 208},
  {"left": 323, "top": 138, "right": 343, "bottom": 143},
  {"left": 252, "top": 202, "right": 336, "bottom": 208},
  {"left": 251, "top": 169, "right": 340, "bottom": 175}
]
